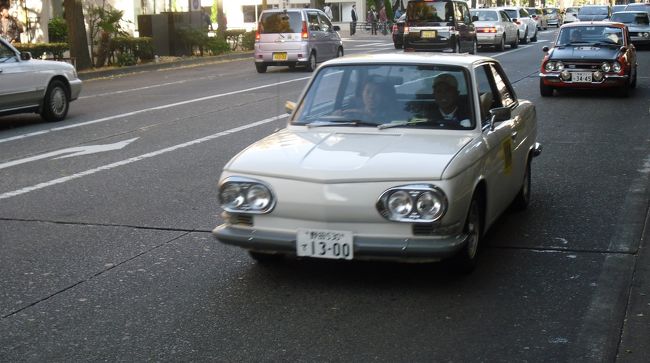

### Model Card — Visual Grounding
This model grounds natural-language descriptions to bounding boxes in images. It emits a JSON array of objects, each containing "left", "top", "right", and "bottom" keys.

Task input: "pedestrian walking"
[
  {"left": 350, "top": 4, "right": 358, "bottom": 35},
  {"left": 379, "top": 5, "right": 388, "bottom": 35},
  {"left": 323, "top": 4, "right": 333, "bottom": 20},
  {"left": 368, "top": 7, "right": 378, "bottom": 35},
  {"left": 0, "top": 6, "right": 22, "bottom": 44}
]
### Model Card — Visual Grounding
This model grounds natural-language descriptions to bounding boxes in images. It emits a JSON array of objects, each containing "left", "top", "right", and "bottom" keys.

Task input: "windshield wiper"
[
  {"left": 306, "top": 119, "right": 378, "bottom": 128},
  {"left": 377, "top": 118, "right": 430, "bottom": 130}
]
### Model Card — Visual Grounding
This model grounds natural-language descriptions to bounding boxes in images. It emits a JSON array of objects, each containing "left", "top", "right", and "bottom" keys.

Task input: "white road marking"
[
  {"left": 491, "top": 41, "right": 549, "bottom": 58},
  {"left": 0, "top": 77, "right": 309, "bottom": 145},
  {"left": 0, "top": 115, "right": 288, "bottom": 200},
  {"left": 79, "top": 80, "right": 192, "bottom": 99},
  {"left": 0, "top": 137, "right": 139, "bottom": 170}
]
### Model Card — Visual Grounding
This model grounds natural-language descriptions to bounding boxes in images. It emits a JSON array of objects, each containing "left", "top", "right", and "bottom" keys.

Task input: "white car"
[
  {"left": 0, "top": 38, "right": 82, "bottom": 122},
  {"left": 470, "top": 8, "right": 520, "bottom": 51},
  {"left": 496, "top": 6, "right": 538, "bottom": 43},
  {"left": 214, "top": 53, "right": 542, "bottom": 273}
]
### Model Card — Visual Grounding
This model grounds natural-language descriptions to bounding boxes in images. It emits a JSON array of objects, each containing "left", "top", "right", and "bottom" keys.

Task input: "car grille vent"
[
  {"left": 566, "top": 63, "right": 599, "bottom": 70},
  {"left": 231, "top": 214, "right": 253, "bottom": 227},
  {"left": 412, "top": 223, "right": 436, "bottom": 236}
]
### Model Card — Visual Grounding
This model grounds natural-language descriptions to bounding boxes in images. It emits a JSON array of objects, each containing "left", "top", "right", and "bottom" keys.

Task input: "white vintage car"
[
  {"left": 213, "top": 53, "right": 541, "bottom": 272},
  {"left": 0, "top": 37, "right": 82, "bottom": 122}
]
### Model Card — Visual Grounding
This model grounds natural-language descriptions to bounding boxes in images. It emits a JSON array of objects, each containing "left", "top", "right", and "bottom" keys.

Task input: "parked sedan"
[
  {"left": 544, "top": 7, "right": 563, "bottom": 27},
  {"left": 470, "top": 8, "right": 520, "bottom": 51},
  {"left": 610, "top": 11, "right": 650, "bottom": 46},
  {"left": 539, "top": 22, "right": 638, "bottom": 97},
  {"left": 392, "top": 13, "right": 406, "bottom": 49},
  {"left": 527, "top": 7, "right": 548, "bottom": 30},
  {"left": 563, "top": 7, "right": 581, "bottom": 24},
  {"left": 0, "top": 38, "right": 82, "bottom": 122},
  {"left": 213, "top": 53, "right": 542, "bottom": 273}
]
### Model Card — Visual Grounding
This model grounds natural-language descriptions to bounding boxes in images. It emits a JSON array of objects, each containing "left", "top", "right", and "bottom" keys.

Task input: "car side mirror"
[
  {"left": 542, "top": 46, "right": 549, "bottom": 52},
  {"left": 285, "top": 100, "right": 296, "bottom": 114},
  {"left": 333, "top": 25, "right": 340, "bottom": 31},
  {"left": 20, "top": 52, "right": 32, "bottom": 60},
  {"left": 489, "top": 107, "right": 511, "bottom": 129},
  {"left": 472, "top": 15, "right": 478, "bottom": 22}
]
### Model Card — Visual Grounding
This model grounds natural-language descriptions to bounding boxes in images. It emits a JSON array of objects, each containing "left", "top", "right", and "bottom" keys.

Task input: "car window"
[
  {"left": 407, "top": 1, "right": 453, "bottom": 24},
  {"left": 460, "top": 3, "right": 472, "bottom": 23},
  {"left": 293, "top": 64, "right": 475, "bottom": 130},
  {"left": 471, "top": 10, "right": 498, "bottom": 21},
  {"left": 260, "top": 12, "right": 302, "bottom": 33},
  {"left": 519, "top": 9, "right": 529, "bottom": 17},
  {"left": 579, "top": 7, "right": 609, "bottom": 15},
  {"left": 318, "top": 12, "right": 333, "bottom": 31},
  {"left": 307, "top": 12, "right": 320, "bottom": 31},
  {"left": 504, "top": 9, "right": 518, "bottom": 19},
  {"left": 500, "top": 11, "right": 511, "bottom": 22},
  {"left": 0, "top": 41, "right": 17, "bottom": 60},
  {"left": 475, "top": 64, "right": 497, "bottom": 125},
  {"left": 488, "top": 64, "right": 516, "bottom": 108}
]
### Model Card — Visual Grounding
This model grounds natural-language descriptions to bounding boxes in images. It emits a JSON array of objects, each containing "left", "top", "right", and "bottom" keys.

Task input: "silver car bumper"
[{"left": 69, "top": 79, "right": 82, "bottom": 101}]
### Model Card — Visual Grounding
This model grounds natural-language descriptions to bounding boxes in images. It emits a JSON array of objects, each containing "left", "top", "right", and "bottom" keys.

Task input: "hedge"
[{"left": 13, "top": 43, "right": 69, "bottom": 60}]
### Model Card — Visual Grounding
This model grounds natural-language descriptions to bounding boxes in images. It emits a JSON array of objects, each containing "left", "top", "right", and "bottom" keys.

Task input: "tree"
[
  {"left": 216, "top": 0, "right": 227, "bottom": 39},
  {"left": 64, "top": 0, "right": 92, "bottom": 70}
]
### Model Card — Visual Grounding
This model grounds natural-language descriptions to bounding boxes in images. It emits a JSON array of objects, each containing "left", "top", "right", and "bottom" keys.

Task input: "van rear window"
[
  {"left": 260, "top": 12, "right": 302, "bottom": 33},
  {"left": 406, "top": 1, "right": 453, "bottom": 23}
]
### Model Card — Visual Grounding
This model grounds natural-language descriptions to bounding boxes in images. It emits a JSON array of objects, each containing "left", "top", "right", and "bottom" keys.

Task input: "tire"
[
  {"left": 449, "top": 194, "right": 482, "bottom": 274},
  {"left": 469, "top": 38, "right": 477, "bottom": 54},
  {"left": 305, "top": 52, "right": 317, "bottom": 72},
  {"left": 496, "top": 35, "right": 505, "bottom": 51},
  {"left": 248, "top": 251, "right": 283, "bottom": 264},
  {"left": 531, "top": 29, "right": 538, "bottom": 42},
  {"left": 540, "top": 79, "right": 553, "bottom": 97},
  {"left": 40, "top": 80, "right": 69, "bottom": 122},
  {"left": 511, "top": 159, "right": 531, "bottom": 211},
  {"left": 336, "top": 47, "right": 344, "bottom": 58},
  {"left": 521, "top": 27, "right": 529, "bottom": 44},
  {"left": 453, "top": 40, "right": 460, "bottom": 53},
  {"left": 255, "top": 62, "right": 267, "bottom": 73},
  {"left": 511, "top": 32, "right": 519, "bottom": 49}
]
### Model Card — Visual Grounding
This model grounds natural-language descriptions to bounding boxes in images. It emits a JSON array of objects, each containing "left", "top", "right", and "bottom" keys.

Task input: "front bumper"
[
  {"left": 213, "top": 224, "right": 469, "bottom": 262},
  {"left": 539, "top": 72, "right": 629, "bottom": 88},
  {"left": 69, "top": 79, "right": 82, "bottom": 101}
]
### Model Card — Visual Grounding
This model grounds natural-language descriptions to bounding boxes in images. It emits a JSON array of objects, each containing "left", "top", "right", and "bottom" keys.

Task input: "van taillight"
[
  {"left": 302, "top": 21, "right": 309, "bottom": 39},
  {"left": 256, "top": 23, "right": 262, "bottom": 41}
]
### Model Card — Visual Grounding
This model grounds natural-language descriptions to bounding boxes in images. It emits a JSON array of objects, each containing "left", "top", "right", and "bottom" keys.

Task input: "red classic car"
[{"left": 539, "top": 22, "right": 638, "bottom": 97}]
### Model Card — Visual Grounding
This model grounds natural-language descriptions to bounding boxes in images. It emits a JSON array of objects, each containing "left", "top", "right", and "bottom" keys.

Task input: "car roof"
[{"left": 321, "top": 53, "right": 495, "bottom": 68}]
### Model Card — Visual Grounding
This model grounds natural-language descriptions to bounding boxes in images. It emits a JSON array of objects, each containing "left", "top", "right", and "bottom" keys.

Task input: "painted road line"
[{"left": 0, "top": 115, "right": 288, "bottom": 200}]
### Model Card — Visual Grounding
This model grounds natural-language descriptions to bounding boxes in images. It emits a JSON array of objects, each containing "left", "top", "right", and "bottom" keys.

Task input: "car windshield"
[
  {"left": 260, "top": 12, "right": 302, "bottom": 34},
  {"left": 471, "top": 10, "right": 498, "bottom": 21},
  {"left": 557, "top": 26, "right": 624, "bottom": 46},
  {"left": 406, "top": 1, "right": 454, "bottom": 24},
  {"left": 611, "top": 12, "right": 650, "bottom": 24},
  {"left": 578, "top": 7, "right": 609, "bottom": 15},
  {"left": 292, "top": 64, "right": 475, "bottom": 130}
]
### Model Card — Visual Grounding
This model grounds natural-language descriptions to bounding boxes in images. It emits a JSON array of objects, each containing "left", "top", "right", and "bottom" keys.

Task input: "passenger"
[{"left": 340, "top": 79, "right": 399, "bottom": 122}]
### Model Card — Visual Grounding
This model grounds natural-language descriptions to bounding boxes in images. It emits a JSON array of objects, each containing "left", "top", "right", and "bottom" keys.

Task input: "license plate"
[
  {"left": 572, "top": 72, "right": 592, "bottom": 82},
  {"left": 273, "top": 52, "right": 288, "bottom": 61},
  {"left": 420, "top": 30, "right": 437, "bottom": 39},
  {"left": 296, "top": 229, "right": 353, "bottom": 260}
]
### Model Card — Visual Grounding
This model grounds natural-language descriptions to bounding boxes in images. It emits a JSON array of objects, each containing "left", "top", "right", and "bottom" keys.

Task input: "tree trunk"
[
  {"left": 64, "top": 0, "right": 92, "bottom": 70},
  {"left": 216, "top": 0, "right": 227, "bottom": 40}
]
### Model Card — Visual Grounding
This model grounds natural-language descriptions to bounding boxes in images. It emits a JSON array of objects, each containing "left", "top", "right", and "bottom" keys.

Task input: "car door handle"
[{"left": 511, "top": 131, "right": 518, "bottom": 140}]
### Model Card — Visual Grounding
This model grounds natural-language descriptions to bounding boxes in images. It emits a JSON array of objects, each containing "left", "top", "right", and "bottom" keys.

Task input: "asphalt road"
[{"left": 1, "top": 30, "right": 649, "bottom": 362}]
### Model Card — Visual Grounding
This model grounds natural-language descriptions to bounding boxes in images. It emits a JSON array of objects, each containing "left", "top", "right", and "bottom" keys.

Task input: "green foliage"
[
  {"left": 207, "top": 38, "right": 230, "bottom": 54},
  {"left": 48, "top": 17, "right": 68, "bottom": 43},
  {"left": 14, "top": 43, "right": 69, "bottom": 59},
  {"left": 85, "top": 2, "right": 130, "bottom": 67},
  {"left": 211, "top": 0, "right": 218, "bottom": 23},
  {"left": 384, "top": 0, "right": 394, "bottom": 20},
  {"left": 110, "top": 36, "right": 154, "bottom": 65},
  {"left": 241, "top": 31, "right": 256, "bottom": 51},
  {"left": 225, "top": 29, "right": 245, "bottom": 50}
]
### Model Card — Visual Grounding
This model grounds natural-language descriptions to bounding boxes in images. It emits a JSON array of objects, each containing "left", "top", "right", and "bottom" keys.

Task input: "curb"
[{"left": 78, "top": 51, "right": 253, "bottom": 81}]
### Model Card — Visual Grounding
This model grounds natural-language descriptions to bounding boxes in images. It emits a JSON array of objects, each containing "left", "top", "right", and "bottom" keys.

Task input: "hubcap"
[{"left": 50, "top": 87, "right": 66, "bottom": 116}]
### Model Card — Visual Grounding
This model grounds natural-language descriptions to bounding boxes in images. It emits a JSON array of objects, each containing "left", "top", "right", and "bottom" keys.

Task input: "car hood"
[
  {"left": 550, "top": 45, "right": 620, "bottom": 61},
  {"left": 26, "top": 59, "right": 76, "bottom": 72},
  {"left": 224, "top": 129, "right": 475, "bottom": 182}
]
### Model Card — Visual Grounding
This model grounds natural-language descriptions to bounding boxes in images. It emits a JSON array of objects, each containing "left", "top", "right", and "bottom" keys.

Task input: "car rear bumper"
[
  {"left": 476, "top": 33, "right": 502, "bottom": 45},
  {"left": 213, "top": 224, "right": 469, "bottom": 262},
  {"left": 254, "top": 45, "right": 310, "bottom": 64}
]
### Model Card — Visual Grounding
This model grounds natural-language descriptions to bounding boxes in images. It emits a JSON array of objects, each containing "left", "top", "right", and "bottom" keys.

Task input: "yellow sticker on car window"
[{"left": 502, "top": 138, "right": 513, "bottom": 175}]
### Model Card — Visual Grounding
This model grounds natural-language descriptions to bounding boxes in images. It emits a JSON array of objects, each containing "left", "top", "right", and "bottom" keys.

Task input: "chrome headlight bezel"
[
  {"left": 544, "top": 61, "right": 555, "bottom": 72},
  {"left": 218, "top": 176, "right": 276, "bottom": 214},
  {"left": 376, "top": 184, "right": 448, "bottom": 223},
  {"left": 611, "top": 61, "right": 621, "bottom": 73},
  {"left": 600, "top": 61, "right": 611, "bottom": 72}
]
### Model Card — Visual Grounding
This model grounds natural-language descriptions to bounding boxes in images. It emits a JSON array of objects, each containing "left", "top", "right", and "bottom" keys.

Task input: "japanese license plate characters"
[
  {"left": 296, "top": 229, "right": 353, "bottom": 260},
  {"left": 572, "top": 72, "right": 592, "bottom": 83},
  {"left": 273, "top": 52, "right": 288, "bottom": 61}
]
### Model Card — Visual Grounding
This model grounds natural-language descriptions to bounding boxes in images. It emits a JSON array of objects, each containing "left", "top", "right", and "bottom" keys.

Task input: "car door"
[
  {"left": 475, "top": 63, "right": 518, "bottom": 223},
  {"left": 500, "top": 11, "right": 516, "bottom": 43},
  {"left": 307, "top": 11, "right": 328, "bottom": 60},
  {"left": 456, "top": 2, "right": 475, "bottom": 51},
  {"left": 318, "top": 12, "right": 337, "bottom": 60},
  {"left": 0, "top": 41, "right": 36, "bottom": 111}
]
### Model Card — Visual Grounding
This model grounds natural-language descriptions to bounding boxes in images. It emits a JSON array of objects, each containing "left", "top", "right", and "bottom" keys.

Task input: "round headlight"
[
  {"left": 601, "top": 62, "right": 611, "bottom": 72},
  {"left": 246, "top": 184, "right": 271, "bottom": 210},
  {"left": 388, "top": 191, "right": 413, "bottom": 217},
  {"left": 644, "top": 32, "right": 650, "bottom": 38},
  {"left": 555, "top": 61, "right": 565, "bottom": 71},
  {"left": 220, "top": 183, "right": 245, "bottom": 209},
  {"left": 416, "top": 192, "right": 444, "bottom": 219},
  {"left": 612, "top": 61, "right": 621, "bottom": 73},
  {"left": 544, "top": 61, "right": 555, "bottom": 72}
]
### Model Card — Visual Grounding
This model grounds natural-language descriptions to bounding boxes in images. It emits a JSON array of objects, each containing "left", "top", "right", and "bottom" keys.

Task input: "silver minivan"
[{"left": 254, "top": 8, "right": 344, "bottom": 73}]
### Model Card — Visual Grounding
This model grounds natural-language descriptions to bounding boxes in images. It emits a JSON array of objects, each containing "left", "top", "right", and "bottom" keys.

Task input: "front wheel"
[
  {"left": 521, "top": 27, "right": 529, "bottom": 44},
  {"left": 540, "top": 79, "right": 553, "bottom": 97},
  {"left": 511, "top": 160, "right": 531, "bottom": 211},
  {"left": 449, "top": 195, "right": 482, "bottom": 274},
  {"left": 336, "top": 47, "right": 344, "bottom": 58},
  {"left": 531, "top": 29, "right": 538, "bottom": 42},
  {"left": 41, "top": 80, "right": 69, "bottom": 122}
]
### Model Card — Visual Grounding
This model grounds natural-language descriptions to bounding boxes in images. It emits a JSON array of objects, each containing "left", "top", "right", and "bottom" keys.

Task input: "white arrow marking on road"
[{"left": 0, "top": 137, "right": 139, "bottom": 170}]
